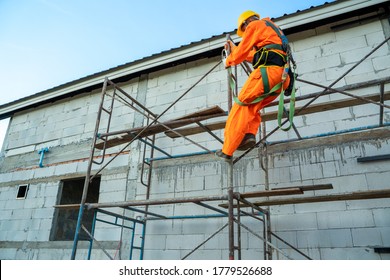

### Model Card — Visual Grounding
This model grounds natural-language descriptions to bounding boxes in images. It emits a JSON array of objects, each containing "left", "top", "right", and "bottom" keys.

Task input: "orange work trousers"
[{"left": 222, "top": 65, "right": 290, "bottom": 156}]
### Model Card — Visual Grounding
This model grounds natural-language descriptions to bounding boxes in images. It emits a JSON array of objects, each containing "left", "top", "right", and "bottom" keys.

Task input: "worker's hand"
[
  {"left": 222, "top": 56, "right": 228, "bottom": 68},
  {"left": 224, "top": 41, "right": 236, "bottom": 53}
]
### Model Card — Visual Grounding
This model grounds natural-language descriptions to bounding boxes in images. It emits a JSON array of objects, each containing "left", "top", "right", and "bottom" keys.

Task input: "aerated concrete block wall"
[
  {"left": 130, "top": 134, "right": 390, "bottom": 260},
  {"left": 0, "top": 16, "right": 389, "bottom": 259}
]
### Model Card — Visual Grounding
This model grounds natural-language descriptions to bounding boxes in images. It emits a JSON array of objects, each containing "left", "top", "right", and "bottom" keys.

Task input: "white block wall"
[{"left": 0, "top": 15, "right": 389, "bottom": 259}]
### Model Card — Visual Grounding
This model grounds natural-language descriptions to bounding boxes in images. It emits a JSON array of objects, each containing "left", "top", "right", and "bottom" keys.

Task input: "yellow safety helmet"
[{"left": 237, "top": 10, "right": 260, "bottom": 37}]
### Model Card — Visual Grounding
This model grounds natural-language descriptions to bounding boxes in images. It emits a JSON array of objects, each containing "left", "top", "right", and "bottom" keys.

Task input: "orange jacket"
[{"left": 226, "top": 18, "right": 285, "bottom": 67}]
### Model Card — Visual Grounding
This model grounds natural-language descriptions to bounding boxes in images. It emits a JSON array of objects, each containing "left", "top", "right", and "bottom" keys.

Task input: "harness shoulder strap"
[{"left": 264, "top": 20, "right": 289, "bottom": 48}]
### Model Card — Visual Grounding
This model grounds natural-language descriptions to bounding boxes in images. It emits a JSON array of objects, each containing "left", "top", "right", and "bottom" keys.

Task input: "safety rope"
[{"left": 277, "top": 62, "right": 296, "bottom": 131}]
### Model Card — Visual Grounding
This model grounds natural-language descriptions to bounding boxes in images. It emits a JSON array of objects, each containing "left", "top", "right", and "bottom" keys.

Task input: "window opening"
[
  {"left": 51, "top": 177, "right": 100, "bottom": 241},
  {"left": 16, "top": 184, "right": 29, "bottom": 199}
]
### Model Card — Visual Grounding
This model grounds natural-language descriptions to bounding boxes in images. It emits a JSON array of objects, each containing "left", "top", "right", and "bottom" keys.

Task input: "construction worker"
[{"left": 216, "top": 10, "right": 291, "bottom": 161}]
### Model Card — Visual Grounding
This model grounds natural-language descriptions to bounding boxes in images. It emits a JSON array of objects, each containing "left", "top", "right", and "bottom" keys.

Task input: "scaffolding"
[{"left": 55, "top": 35, "right": 390, "bottom": 260}]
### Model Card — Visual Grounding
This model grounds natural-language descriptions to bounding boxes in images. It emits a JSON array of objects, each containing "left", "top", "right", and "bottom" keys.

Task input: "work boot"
[
  {"left": 237, "top": 133, "right": 256, "bottom": 151},
  {"left": 215, "top": 150, "right": 232, "bottom": 162}
]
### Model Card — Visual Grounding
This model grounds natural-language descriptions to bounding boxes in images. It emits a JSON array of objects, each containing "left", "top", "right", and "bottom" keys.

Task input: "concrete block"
[
  {"left": 172, "top": 203, "right": 206, "bottom": 218},
  {"left": 269, "top": 166, "right": 291, "bottom": 184},
  {"left": 0, "top": 186, "right": 13, "bottom": 201},
  {"left": 322, "top": 36, "right": 367, "bottom": 56},
  {"left": 76, "top": 160, "right": 89, "bottom": 173},
  {"left": 94, "top": 227, "right": 122, "bottom": 241},
  {"left": 36, "top": 248, "right": 66, "bottom": 260},
  {"left": 11, "top": 208, "right": 32, "bottom": 220},
  {"left": 146, "top": 219, "right": 180, "bottom": 235},
  {"left": 3, "top": 199, "right": 23, "bottom": 210},
  {"left": 27, "top": 230, "right": 48, "bottom": 241},
  {"left": 187, "top": 59, "right": 214, "bottom": 77},
  {"left": 11, "top": 170, "right": 35, "bottom": 182},
  {"left": 6, "top": 145, "right": 36, "bottom": 156},
  {"left": 24, "top": 197, "right": 45, "bottom": 209},
  {"left": 39, "top": 218, "right": 53, "bottom": 232},
  {"left": 285, "top": 247, "right": 321, "bottom": 260},
  {"left": 270, "top": 230, "right": 297, "bottom": 249},
  {"left": 298, "top": 229, "right": 353, "bottom": 248},
  {"left": 298, "top": 54, "right": 341, "bottom": 75},
  {"left": 143, "top": 249, "right": 181, "bottom": 260},
  {"left": 272, "top": 213, "right": 318, "bottom": 231},
  {"left": 6, "top": 230, "right": 28, "bottom": 241},
  {"left": 340, "top": 47, "right": 374, "bottom": 65},
  {"left": 270, "top": 204, "right": 295, "bottom": 215},
  {"left": 320, "top": 247, "right": 380, "bottom": 260},
  {"left": 100, "top": 178, "right": 127, "bottom": 193},
  {"left": 352, "top": 227, "right": 382, "bottom": 246},
  {"left": 62, "top": 124, "right": 86, "bottom": 137},
  {"left": 0, "top": 248, "right": 17, "bottom": 260},
  {"left": 0, "top": 172, "right": 12, "bottom": 184},
  {"left": 379, "top": 227, "right": 390, "bottom": 246},
  {"left": 295, "top": 201, "right": 346, "bottom": 214},
  {"left": 0, "top": 230, "right": 9, "bottom": 242},
  {"left": 301, "top": 122, "right": 337, "bottom": 139},
  {"left": 301, "top": 163, "right": 324, "bottom": 180},
  {"left": 53, "top": 162, "right": 78, "bottom": 176},
  {"left": 318, "top": 209, "right": 375, "bottom": 229},
  {"left": 336, "top": 116, "right": 380, "bottom": 132},
  {"left": 322, "top": 174, "right": 367, "bottom": 194},
  {"left": 184, "top": 249, "right": 223, "bottom": 260},
  {"left": 293, "top": 32, "right": 336, "bottom": 51},
  {"left": 166, "top": 233, "right": 205, "bottom": 250},
  {"left": 98, "top": 191, "right": 126, "bottom": 203},
  {"left": 204, "top": 174, "right": 223, "bottom": 189},
  {"left": 144, "top": 234, "right": 167, "bottom": 250},
  {"left": 43, "top": 185, "right": 60, "bottom": 199},
  {"left": 33, "top": 166, "right": 56, "bottom": 179},
  {"left": 366, "top": 171, "right": 390, "bottom": 190},
  {"left": 373, "top": 209, "right": 390, "bottom": 227},
  {"left": 294, "top": 46, "right": 322, "bottom": 63},
  {"left": 326, "top": 60, "right": 374, "bottom": 82},
  {"left": 181, "top": 176, "right": 204, "bottom": 192},
  {"left": 343, "top": 21, "right": 382, "bottom": 38},
  {"left": 322, "top": 161, "right": 341, "bottom": 178},
  {"left": 181, "top": 217, "right": 225, "bottom": 235},
  {"left": 0, "top": 210, "right": 13, "bottom": 221},
  {"left": 174, "top": 96, "right": 207, "bottom": 112},
  {"left": 345, "top": 68, "right": 390, "bottom": 85},
  {"left": 32, "top": 207, "right": 54, "bottom": 219}
]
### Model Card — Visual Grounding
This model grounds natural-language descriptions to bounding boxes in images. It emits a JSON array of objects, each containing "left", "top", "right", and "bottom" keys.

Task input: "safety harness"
[{"left": 230, "top": 19, "right": 297, "bottom": 131}]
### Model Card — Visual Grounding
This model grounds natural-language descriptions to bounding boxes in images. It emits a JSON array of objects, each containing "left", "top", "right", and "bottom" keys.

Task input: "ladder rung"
[{"left": 102, "top": 107, "right": 112, "bottom": 114}]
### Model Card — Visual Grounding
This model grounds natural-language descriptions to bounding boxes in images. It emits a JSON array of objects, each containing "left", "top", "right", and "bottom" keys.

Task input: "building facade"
[{"left": 0, "top": 0, "right": 389, "bottom": 260}]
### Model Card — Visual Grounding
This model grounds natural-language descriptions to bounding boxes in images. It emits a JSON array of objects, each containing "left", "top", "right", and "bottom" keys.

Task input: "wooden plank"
[
  {"left": 262, "top": 92, "right": 390, "bottom": 121},
  {"left": 95, "top": 106, "right": 226, "bottom": 149},
  {"left": 55, "top": 194, "right": 229, "bottom": 210},
  {"left": 165, "top": 121, "right": 225, "bottom": 138},
  {"left": 165, "top": 92, "right": 390, "bottom": 138},
  {"left": 219, "top": 189, "right": 390, "bottom": 208},
  {"left": 173, "top": 105, "right": 226, "bottom": 120},
  {"left": 272, "top": 184, "right": 333, "bottom": 191},
  {"left": 240, "top": 187, "right": 303, "bottom": 199}
]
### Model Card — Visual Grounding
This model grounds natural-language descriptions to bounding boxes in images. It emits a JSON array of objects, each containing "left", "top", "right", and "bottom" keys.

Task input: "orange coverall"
[{"left": 223, "top": 18, "right": 290, "bottom": 156}]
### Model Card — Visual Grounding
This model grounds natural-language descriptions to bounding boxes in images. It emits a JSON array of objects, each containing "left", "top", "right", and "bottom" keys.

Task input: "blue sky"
[{"left": 0, "top": 0, "right": 334, "bottom": 148}]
